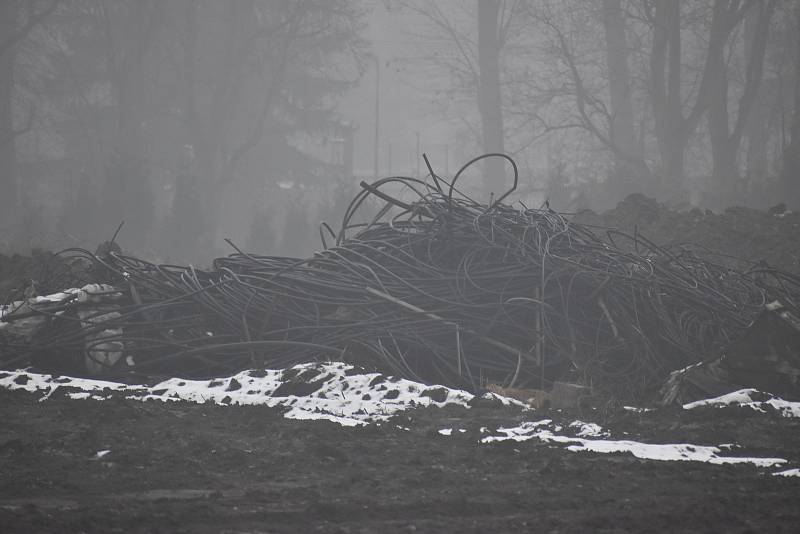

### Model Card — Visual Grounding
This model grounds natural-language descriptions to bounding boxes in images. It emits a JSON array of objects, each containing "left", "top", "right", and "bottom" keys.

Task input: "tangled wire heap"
[{"left": 2, "top": 154, "right": 799, "bottom": 400}]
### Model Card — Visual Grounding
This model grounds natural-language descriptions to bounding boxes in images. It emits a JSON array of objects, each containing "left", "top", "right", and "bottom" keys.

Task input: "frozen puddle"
[
  {"left": 683, "top": 389, "right": 800, "bottom": 418},
  {"left": 480, "top": 419, "right": 787, "bottom": 468},
  {"left": 0, "top": 362, "right": 473, "bottom": 426}
]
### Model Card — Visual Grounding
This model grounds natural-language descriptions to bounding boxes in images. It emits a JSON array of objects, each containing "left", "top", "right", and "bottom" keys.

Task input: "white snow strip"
[
  {"left": 68, "top": 392, "right": 107, "bottom": 401},
  {"left": 480, "top": 392, "right": 530, "bottom": 408},
  {"left": 94, "top": 450, "right": 111, "bottom": 459},
  {"left": 569, "top": 420, "right": 607, "bottom": 437},
  {"left": 683, "top": 389, "right": 759, "bottom": 408},
  {"left": 27, "top": 284, "right": 122, "bottom": 305},
  {"left": 683, "top": 389, "right": 800, "bottom": 418},
  {"left": 481, "top": 421, "right": 786, "bottom": 468},
  {"left": 2, "top": 284, "right": 123, "bottom": 334},
  {"left": 623, "top": 406, "right": 654, "bottom": 413},
  {"left": 480, "top": 420, "right": 553, "bottom": 442},
  {"left": 0, "top": 362, "right": 473, "bottom": 427},
  {"left": 436, "top": 428, "right": 467, "bottom": 436},
  {"left": 773, "top": 468, "right": 800, "bottom": 477},
  {"left": 0, "top": 371, "right": 137, "bottom": 394},
  {"left": 136, "top": 363, "right": 473, "bottom": 426}
]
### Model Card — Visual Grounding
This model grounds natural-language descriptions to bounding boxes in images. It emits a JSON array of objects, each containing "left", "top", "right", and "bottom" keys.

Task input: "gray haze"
[{"left": 1, "top": 0, "right": 798, "bottom": 262}]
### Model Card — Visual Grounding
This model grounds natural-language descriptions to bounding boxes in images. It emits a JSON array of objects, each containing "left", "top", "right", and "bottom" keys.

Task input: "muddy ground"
[{"left": 1, "top": 386, "right": 798, "bottom": 533}]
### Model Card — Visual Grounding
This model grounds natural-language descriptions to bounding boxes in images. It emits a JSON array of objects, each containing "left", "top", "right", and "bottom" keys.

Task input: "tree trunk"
[
  {"left": 649, "top": 0, "right": 755, "bottom": 199},
  {"left": 107, "top": 0, "right": 155, "bottom": 251},
  {"left": 707, "top": 0, "right": 773, "bottom": 198},
  {"left": 477, "top": 0, "right": 505, "bottom": 197},
  {"left": 782, "top": 87, "right": 800, "bottom": 206},
  {"left": 705, "top": 0, "right": 735, "bottom": 189},
  {"left": 601, "top": 0, "right": 649, "bottom": 195},
  {"left": 743, "top": 6, "right": 774, "bottom": 181},
  {"left": 169, "top": 0, "right": 207, "bottom": 261},
  {"left": 117, "top": 7, "right": 147, "bottom": 164},
  {"left": 650, "top": 0, "right": 685, "bottom": 191},
  {"left": 0, "top": 1, "right": 19, "bottom": 227},
  {"left": 781, "top": 5, "right": 800, "bottom": 206},
  {"left": 743, "top": 81, "right": 772, "bottom": 181}
]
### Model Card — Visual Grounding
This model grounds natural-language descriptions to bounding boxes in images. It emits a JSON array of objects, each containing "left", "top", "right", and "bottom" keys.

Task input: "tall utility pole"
[{"left": 373, "top": 55, "right": 380, "bottom": 179}]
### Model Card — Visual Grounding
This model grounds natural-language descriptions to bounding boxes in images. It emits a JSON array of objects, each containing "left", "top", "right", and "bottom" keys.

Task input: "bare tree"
[
  {"left": 0, "top": 1, "right": 19, "bottom": 226},
  {"left": 14, "top": 0, "right": 365, "bottom": 258},
  {"left": 95, "top": 0, "right": 163, "bottom": 249},
  {"left": 706, "top": 0, "right": 776, "bottom": 193},
  {"left": 516, "top": 1, "right": 654, "bottom": 201},
  {"left": 0, "top": 0, "right": 59, "bottom": 227},
  {"left": 646, "top": 0, "right": 751, "bottom": 190},
  {"left": 601, "top": 0, "right": 650, "bottom": 193},
  {"left": 781, "top": 3, "right": 800, "bottom": 205},
  {"left": 647, "top": 0, "right": 691, "bottom": 188},
  {"left": 400, "top": 1, "right": 521, "bottom": 193},
  {"left": 168, "top": 0, "right": 365, "bottom": 258},
  {"left": 743, "top": 4, "right": 779, "bottom": 182}
]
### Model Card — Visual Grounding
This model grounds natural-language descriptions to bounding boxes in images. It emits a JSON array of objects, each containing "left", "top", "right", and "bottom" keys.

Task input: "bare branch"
[
  {"left": 401, "top": 1, "right": 480, "bottom": 85},
  {"left": 544, "top": 17, "right": 616, "bottom": 152},
  {"left": 0, "top": 0, "right": 59, "bottom": 58}
]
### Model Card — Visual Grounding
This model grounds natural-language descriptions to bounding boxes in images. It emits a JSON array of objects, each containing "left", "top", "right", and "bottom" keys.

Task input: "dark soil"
[
  {"left": 0, "top": 250, "right": 93, "bottom": 304},
  {"left": 1, "top": 387, "right": 798, "bottom": 533},
  {"left": 573, "top": 194, "right": 800, "bottom": 272}
]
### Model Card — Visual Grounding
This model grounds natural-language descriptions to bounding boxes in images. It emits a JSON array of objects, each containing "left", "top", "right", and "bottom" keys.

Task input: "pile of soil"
[
  {"left": 0, "top": 250, "right": 92, "bottom": 303},
  {"left": 0, "top": 253, "right": 40, "bottom": 301},
  {"left": 574, "top": 194, "right": 800, "bottom": 273}
]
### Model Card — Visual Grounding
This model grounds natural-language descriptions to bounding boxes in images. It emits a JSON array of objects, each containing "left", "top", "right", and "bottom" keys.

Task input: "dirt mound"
[
  {"left": 0, "top": 250, "right": 95, "bottom": 303},
  {"left": 575, "top": 194, "right": 800, "bottom": 273}
]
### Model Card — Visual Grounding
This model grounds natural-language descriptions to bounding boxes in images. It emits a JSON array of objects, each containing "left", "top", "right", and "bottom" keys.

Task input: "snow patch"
[
  {"left": 480, "top": 392, "right": 530, "bottom": 408},
  {"left": 480, "top": 420, "right": 553, "bottom": 442},
  {"left": 0, "top": 362, "right": 473, "bottom": 427},
  {"left": 481, "top": 420, "right": 786, "bottom": 468},
  {"left": 569, "top": 420, "right": 607, "bottom": 437},
  {"left": 773, "top": 468, "right": 800, "bottom": 477},
  {"left": 28, "top": 284, "right": 122, "bottom": 305},
  {"left": 623, "top": 405, "right": 654, "bottom": 413},
  {"left": 683, "top": 389, "right": 800, "bottom": 418}
]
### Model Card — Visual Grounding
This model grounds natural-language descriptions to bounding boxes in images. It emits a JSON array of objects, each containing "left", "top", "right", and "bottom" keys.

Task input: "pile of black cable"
[{"left": 3, "top": 154, "right": 798, "bottom": 402}]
